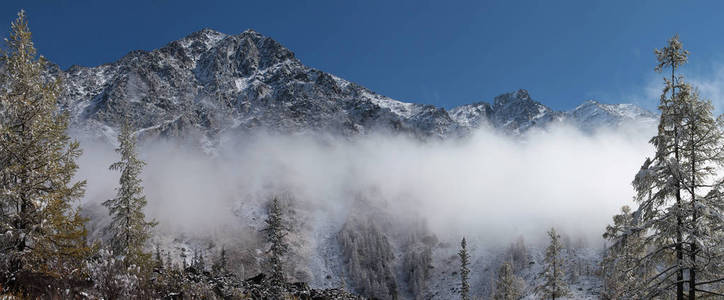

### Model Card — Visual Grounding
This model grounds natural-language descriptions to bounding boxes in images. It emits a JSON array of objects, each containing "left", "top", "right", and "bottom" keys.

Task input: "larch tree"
[
  {"left": 0, "top": 10, "right": 91, "bottom": 290},
  {"left": 536, "top": 228, "right": 568, "bottom": 300},
  {"left": 264, "top": 196, "right": 288, "bottom": 298},
  {"left": 632, "top": 34, "right": 689, "bottom": 299},
  {"left": 493, "top": 261, "right": 523, "bottom": 300},
  {"left": 103, "top": 121, "right": 156, "bottom": 269},
  {"left": 458, "top": 237, "right": 471, "bottom": 300},
  {"left": 677, "top": 85, "right": 724, "bottom": 298},
  {"left": 632, "top": 34, "right": 724, "bottom": 299}
]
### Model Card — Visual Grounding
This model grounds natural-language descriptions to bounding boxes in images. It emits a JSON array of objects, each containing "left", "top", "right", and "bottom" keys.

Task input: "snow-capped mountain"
[
  {"left": 57, "top": 28, "right": 459, "bottom": 142},
  {"left": 567, "top": 99, "right": 658, "bottom": 131},
  {"left": 45, "top": 29, "right": 658, "bottom": 299},
  {"left": 54, "top": 28, "right": 656, "bottom": 143},
  {"left": 450, "top": 90, "right": 657, "bottom": 134},
  {"left": 450, "top": 89, "right": 561, "bottom": 134}
]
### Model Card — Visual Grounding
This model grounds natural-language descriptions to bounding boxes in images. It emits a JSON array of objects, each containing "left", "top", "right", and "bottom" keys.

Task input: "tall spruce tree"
[
  {"left": 536, "top": 228, "right": 568, "bottom": 300},
  {"left": 458, "top": 237, "right": 471, "bottom": 300},
  {"left": 103, "top": 122, "right": 156, "bottom": 269},
  {"left": 264, "top": 196, "right": 288, "bottom": 298},
  {"left": 0, "top": 10, "right": 91, "bottom": 290}
]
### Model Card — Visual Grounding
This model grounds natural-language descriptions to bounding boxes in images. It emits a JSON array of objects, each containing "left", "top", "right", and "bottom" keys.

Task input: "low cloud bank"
[{"left": 75, "top": 123, "right": 655, "bottom": 247}]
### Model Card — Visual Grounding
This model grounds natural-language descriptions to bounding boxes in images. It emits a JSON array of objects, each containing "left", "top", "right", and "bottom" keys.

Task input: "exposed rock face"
[
  {"left": 490, "top": 89, "right": 559, "bottom": 133},
  {"left": 52, "top": 28, "right": 655, "bottom": 145},
  {"left": 56, "top": 29, "right": 461, "bottom": 144}
]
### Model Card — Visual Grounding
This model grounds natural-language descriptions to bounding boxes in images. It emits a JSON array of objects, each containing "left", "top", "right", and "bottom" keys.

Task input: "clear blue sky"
[{"left": 2, "top": 0, "right": 724, "bottom": 111}]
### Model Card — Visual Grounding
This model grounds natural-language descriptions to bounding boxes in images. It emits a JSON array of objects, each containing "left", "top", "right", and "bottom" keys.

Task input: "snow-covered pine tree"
[
  {"left": 103, "top": 121, "right": 157, "bottom": 269},
  {"left": 536, "top": 228, "right": 569, "bottom": 300},
  {"left": 458, "top": 237, "right": 471, "bottom": 300},
  {"left": 264, "top": 196, "right": 288, "bottom": 298},
  {"left": 493, "top": 261, "right": 524, "bottom": 300},
  {"left": 197, "top": 250, "right": 206, "bottom": 272},
  {"left": 602, "top": 205, "right": 647, "bottom": 298},
  {"left": 191, "top": 249, "right": 199, "bottom": 269},
  {"left": 0, "top": 10, "right": 91, "bottom": 291}
]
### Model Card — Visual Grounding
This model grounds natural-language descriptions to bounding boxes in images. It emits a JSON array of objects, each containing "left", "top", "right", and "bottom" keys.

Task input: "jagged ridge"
[{"left": 55, "top": 29, "right": 656, "bottom": 144}]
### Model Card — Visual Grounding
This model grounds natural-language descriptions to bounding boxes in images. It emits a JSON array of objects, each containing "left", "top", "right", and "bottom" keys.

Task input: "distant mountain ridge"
[
  {"left": 450, "top": 89, "right": 657, "bottom": 134},
  {"left": 51, "top": 28, "right": 656, "bottom": 143}
]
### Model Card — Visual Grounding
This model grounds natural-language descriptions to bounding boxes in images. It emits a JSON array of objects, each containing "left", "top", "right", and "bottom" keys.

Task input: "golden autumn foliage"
[{"left": 0, "top": 10, "right": 92, "bottom": 292}]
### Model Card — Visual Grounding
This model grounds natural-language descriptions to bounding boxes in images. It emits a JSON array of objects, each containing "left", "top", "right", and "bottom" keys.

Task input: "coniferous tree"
[
  {"left": 507, "top": 236, "right": 528, "bottom": 273},
  {"left": 536, "top": 228, "right": 568, "bottom": 300},
  {"left": 165, "top": 251, "right": 173, "bottom": 270},
  {"left": 458, "top": 237, "right": 471, "bottom": 300},
  {"left": 213, "top": 245, "right": 228, "bottom": 274},
  {"left": 677, "top": 85, "right": 724, "bottom": 298},
  {"left": 220, "top": 245, "right": 228, "bottom": 270},
  {"left": 197, "top": 250, "right": 206, "bottom": 271},
  {"left": 632, "top": 34, "right": 724, "bottom": 299},
  {"left": 0, "top": 10, "right": 91, "bottom": 290},
  {"left": 632, "top": 34, "right": 689, "bottom": 299},
  {"left": 264, "top": 196, "right": 288, "bottom": 298},
  {"left": 601, "top": 205, "right": 647, "bottom": 298},
  {"left": 493, "top": 261, "right": 524, "bottom": 300},
  {"left": 192, "top": 249, "right": 199, "bottom": 269},
  {"left": 103, "top": 122, "right": 157, "bottom": 269},
  {"left": 154, "top": 245, "right": 163, "bottom": 270},
  {"left": 181, "top": 251, "right": 188, "bottom": 270}
]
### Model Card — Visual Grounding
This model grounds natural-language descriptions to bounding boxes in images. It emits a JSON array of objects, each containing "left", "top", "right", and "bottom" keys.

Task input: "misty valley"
[{"left": 2, "top": 8, "right": 724, "bottom": 300}]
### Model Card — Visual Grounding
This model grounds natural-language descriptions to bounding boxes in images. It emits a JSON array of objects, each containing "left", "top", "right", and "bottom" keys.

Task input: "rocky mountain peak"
[
  {"left": 487, "top": 89, "right": 556, "bottom": 133},
  {"left": 580, "top": 99, "right": 599, "bottom": 106},
  {"left": 53, "top": 29, "right": 656, "bottom": 145},
  {"left": 493, "top": 89, "right": 532, "bottom": 108},
  {"left": 179, "top": 28, "right": 227, "bottom": 47}
]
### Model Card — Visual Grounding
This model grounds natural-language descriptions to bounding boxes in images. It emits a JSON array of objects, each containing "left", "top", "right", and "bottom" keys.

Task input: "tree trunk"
[
  {"left": 689, "top": 101, "right": 697, "bottom": 300},
  {"left": 673, "top": 67, "right": 684, "bottom": 300}
]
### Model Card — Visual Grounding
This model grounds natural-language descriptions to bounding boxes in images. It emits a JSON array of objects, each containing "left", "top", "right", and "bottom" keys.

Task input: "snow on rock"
[{"left": 55, "top": 29, "right": 655, "bottom": 145}]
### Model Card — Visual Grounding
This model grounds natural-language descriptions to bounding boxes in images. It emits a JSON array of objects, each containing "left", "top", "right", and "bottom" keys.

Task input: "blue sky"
[{"left": 2, "top": 0, "right": 724, "bottom": 111}]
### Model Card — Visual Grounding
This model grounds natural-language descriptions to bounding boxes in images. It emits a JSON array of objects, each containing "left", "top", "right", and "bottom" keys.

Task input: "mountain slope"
[
  {"left": 56, "top": 28, "right": 655, "bottom": 144},
  {"left": 58, "top": 29, "right": 459, "bottom": 143}
]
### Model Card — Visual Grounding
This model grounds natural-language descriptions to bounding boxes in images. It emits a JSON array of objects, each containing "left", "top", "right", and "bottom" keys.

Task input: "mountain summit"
[{"left": 56, "top": 29, "right": 656, "bottom": 142}]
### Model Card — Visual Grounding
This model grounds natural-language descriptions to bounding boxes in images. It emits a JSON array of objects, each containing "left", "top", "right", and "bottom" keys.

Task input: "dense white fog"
[{"left": 75, "top": 123, "right": 656, "bottom": 247}]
